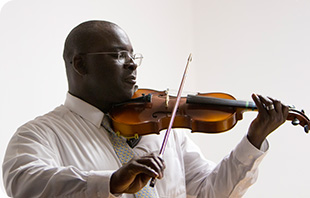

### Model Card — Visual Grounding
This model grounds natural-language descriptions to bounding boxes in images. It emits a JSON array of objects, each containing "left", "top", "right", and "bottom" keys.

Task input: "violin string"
[{"left": 166, "top": 89, "right": 197, "bottom": 97}]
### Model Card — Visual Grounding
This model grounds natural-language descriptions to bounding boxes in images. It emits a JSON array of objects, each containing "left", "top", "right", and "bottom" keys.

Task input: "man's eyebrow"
[{"left": 109, "top": 46, "right": 133, "bottom": 52}]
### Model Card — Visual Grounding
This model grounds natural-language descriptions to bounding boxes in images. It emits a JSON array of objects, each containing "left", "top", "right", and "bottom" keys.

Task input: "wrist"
[
  {"left": 247, "top": 133, "right": 265, "bottom": 149},
  {"left": 110, "top": 172, "right": 118, "bottom": 194}
]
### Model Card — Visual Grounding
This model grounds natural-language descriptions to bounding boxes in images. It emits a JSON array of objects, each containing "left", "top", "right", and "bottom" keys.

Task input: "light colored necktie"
[{"left": 102, "top": 115, "right": 157, "bottom": 198}]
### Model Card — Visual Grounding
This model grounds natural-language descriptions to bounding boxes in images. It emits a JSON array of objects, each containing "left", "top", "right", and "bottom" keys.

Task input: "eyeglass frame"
[{"left": 80, "top": 50, "right": 143, "bottom": 66}]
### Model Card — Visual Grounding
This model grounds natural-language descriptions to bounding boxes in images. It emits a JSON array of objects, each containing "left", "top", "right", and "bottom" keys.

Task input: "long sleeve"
[
  {"left": 2, "top": 125, "right": 117, "bottom": 198},
  {"left": 182, "top": 133, "right": 268, "bottom": 198}
]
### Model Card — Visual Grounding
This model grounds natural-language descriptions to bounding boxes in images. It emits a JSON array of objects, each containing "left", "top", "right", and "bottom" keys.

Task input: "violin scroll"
[{"left": 287, "top": 107, "right": 309, "bottom": 133}]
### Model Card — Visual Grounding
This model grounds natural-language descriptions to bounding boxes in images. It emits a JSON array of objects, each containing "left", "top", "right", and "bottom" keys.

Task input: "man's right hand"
[{"left": 110, "top": 153, "right": 165, "bottom": 194}]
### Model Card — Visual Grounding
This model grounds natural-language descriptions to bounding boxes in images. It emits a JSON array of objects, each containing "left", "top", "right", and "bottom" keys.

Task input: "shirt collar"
[{"left": 64, "top": 92, "right": 105, "bottom": 128}]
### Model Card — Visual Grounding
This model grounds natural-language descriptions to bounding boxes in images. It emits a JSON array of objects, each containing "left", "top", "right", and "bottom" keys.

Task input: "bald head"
[
  {"left": 62, "top": 20, "right": 136, "bottom": 111},
  {"left": 63, "top": 20, "right": 127, "bottom": 93},
  {"left": 63, "top": 20, "right": 119, "bottom": 65}
]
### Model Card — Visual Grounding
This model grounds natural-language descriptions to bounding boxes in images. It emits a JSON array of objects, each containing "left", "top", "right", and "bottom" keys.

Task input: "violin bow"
[{"left": 150, "top": 53, "right": 192, "bottom": 187}]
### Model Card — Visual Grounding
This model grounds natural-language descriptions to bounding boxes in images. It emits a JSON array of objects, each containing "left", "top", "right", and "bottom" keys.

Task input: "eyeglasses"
[{"left": 83, "top": 50, "right": 143, "bottom": 66}]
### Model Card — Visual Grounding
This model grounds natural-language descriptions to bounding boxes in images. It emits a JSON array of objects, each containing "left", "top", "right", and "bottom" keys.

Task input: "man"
[{"left": 2, "top": 20, "right": 288, "bottom": 198}]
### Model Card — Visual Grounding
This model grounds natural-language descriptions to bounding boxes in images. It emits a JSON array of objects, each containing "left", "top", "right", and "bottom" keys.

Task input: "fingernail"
[{"left": 252, "top": 93, "right": 258, "bottom": 98}]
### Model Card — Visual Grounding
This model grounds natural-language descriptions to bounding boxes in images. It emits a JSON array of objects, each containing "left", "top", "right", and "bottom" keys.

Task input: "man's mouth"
[{"left": 124, "top": 75, "right": 136, "bottom": 85}]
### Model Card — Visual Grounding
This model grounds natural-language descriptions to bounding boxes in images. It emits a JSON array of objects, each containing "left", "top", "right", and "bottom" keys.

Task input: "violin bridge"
[{"left": 165, "top": 88, "right": 169, "bottom": 108}]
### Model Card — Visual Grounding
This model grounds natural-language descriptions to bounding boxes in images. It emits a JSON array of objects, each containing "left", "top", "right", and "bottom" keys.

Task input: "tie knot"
[{"left": 102, "top": 114, "right": 113, "bottom": 132}]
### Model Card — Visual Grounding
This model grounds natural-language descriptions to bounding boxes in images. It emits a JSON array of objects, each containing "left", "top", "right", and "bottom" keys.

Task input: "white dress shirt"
[{"left": 2, "top": 93, "right": 268, "bottom": 198}]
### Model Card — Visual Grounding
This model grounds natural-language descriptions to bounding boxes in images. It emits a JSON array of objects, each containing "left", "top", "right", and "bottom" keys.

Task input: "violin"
[
  {"left": 109, "top": 88, "right": 310, "bottom": 138},
  {"left": 109, "top": 54, "right": 309, "bottom": 187}
]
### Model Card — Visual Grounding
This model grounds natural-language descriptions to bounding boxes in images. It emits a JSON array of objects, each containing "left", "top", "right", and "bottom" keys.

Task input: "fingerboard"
[{"left": 186, "top": 94, "right": 257, "bottom": 110}]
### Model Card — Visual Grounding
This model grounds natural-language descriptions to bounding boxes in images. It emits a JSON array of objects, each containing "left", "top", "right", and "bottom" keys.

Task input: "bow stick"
[{"left": 150, "top": 53, "right": 192, "bottom": 187}]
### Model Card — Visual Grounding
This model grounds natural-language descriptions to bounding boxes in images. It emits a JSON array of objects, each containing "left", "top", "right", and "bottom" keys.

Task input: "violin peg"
[
  {"left": 291, "top": 118, "right": 300, "bottom": 126},
  {"left": 304, "top": 125, "right": 309, "bottom": 133},
  {"left": 145, "top": 94, "right": 152, "bottom": 102},
  {"left": 288, "top": 105, "right": 295, "bottom": 109}
]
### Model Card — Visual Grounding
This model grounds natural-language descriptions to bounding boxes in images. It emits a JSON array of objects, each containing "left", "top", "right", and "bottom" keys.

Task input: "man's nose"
[{"left": 124, "top": 60, "right": 138, "bottom": 70}]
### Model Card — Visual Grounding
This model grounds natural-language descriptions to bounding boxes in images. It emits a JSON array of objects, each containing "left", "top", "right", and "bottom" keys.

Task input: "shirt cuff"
[
  {"left": 233, "top": 135, "right": 269, "bottom": 166},
  {"left": 87, "top": 170, "right": 121, "bottom": 198}
]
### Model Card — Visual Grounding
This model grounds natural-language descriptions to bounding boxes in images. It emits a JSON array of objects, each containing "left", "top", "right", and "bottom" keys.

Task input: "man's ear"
[{"left": 72, "top": 55, "right": 87, "bottom": 75}]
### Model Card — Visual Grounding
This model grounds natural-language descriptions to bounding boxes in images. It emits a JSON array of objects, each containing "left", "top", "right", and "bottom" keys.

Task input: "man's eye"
[
  {"left": 110, "top": 54, "right": 119, "bottom": 58},
  {"left": 118, "top": 52, "right": 127, "bottom": 59}
]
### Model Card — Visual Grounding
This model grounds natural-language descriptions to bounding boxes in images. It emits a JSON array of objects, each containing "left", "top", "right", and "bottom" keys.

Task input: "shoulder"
[
  {"left": 20, "top": 105, "right": 68, "bottom": 126},
  {"left": 15, "top": 105, "right": 73, "bottom": 139}
]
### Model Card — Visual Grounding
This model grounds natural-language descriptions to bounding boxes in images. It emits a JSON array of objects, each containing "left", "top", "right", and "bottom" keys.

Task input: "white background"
[{"left": 1, "top": 0, "right": 309, "bottom": 197}]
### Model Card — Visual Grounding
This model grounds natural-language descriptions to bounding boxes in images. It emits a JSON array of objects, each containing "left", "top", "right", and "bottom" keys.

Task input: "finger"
[
  {"left": 251, "top": 93, "right": 265, "bottom": 112},
  {"left": 268, "top": 97, "right": 289, "bottom": 121},
  {"left": 282, "top": 104, "right": 289, "bottom": 121},
  {"left": 257, "top": 94, "right": 276, "bottom": 114},
  {"left": 137, "top": 155, "right": 165, "bottom": 179},
  {"left": 157, "top": 155, "right": 166, "bottom": 169},
  {"left": 150, "top": 155, "right": 165, "bottom": 178},
  {"left": 129, "top": 160, "right": 160, "bottom": 178},
  {"left": 257, "top": 94, "right": 273, "bottom": 107},
  {"left": 149, "top": 153, "right": 166, "bottom": 169},
  {"left": 267, "top": 97, "right": 280, "bottom": 113}
]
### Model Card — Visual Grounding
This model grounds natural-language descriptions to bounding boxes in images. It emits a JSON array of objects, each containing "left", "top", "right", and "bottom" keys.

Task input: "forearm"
[{"left": 3, "top": 158, "right": 115, "bottom": 198}]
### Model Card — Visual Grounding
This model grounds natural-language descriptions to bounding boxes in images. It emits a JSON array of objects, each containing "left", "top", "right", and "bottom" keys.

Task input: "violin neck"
[{"left": 186, "top": 94, "right": 257, "bottom": 110}]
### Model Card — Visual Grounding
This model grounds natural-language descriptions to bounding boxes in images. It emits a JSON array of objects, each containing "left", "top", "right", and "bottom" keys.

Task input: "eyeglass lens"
[{"left": 118, "top": 51, "right": 142, "bottom": 66}]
